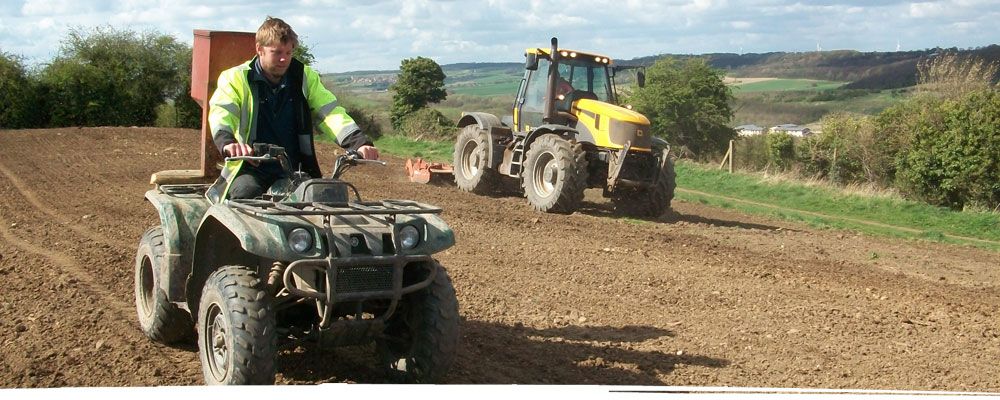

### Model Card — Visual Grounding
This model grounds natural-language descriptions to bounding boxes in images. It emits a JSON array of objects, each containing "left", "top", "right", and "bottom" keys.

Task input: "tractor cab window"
[
  {"left": 557, "top": 60, "right": 611, "bottom": 103},
  {"left": 518, "top": 58, "right": 550, "bottom": 131}
]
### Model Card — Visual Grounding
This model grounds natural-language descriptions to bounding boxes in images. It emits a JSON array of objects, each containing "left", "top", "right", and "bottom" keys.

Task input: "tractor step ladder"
[{"left": 508, "top": 140, "right": 525, "bottom": 176}]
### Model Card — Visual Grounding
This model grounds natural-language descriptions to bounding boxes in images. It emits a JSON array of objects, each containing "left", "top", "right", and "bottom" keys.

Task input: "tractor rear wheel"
[
  {"left": 612, "top": 149, "right": 676, "bottom": 218},
  {"left": 134, "top": 226, "right": 193, "bottom": 344},
  {"left": 377, "top": 262, "right": 460, "bottom": 383},
  {"left": 454, "top": 125, "right": 499, "bottom": 194},
  {"left": 522, "top": 134, "right": 588, "bottom": 213},
  {"left": 197, "top": 265, "right": 276, "bottom": 385}
]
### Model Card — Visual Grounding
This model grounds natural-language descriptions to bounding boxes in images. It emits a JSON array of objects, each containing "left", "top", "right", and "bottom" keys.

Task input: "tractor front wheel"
[{"left": 612, "top": 148, "right": 676, "bottom": 218}]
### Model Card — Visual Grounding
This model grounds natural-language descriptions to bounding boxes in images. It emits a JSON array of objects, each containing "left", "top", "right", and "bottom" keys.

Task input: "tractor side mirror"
[
  {"left": 525, "top": 53, "right": 539, "bottom": 71},
  {"left": 637, "top": 70, "right": 646, "bottom": 88}
]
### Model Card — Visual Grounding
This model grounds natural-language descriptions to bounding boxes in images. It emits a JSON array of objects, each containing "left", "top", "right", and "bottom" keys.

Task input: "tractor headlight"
[
  {"left": 288, "top": 228, "right": 313, "bottom": 253},
  {"left": 399, "top": 225, "right": 420, "bottom": 250}
]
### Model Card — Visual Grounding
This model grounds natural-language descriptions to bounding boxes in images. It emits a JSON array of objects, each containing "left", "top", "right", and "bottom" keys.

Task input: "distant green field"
[
  {"left": 447, "top": 81, "right": 521, "bottom": 96},
  {"left": 732, "top": 79, "right": 845, "bottom": 92}
]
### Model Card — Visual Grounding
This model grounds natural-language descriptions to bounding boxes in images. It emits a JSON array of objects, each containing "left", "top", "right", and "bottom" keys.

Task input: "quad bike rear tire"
[
  {"left": 612, "top": 148, "right": 676, "bottom": 218},
  {"left": 134, "top": 226, "right": 193, "bottom": 344},
  {"left": 454, "top": 125, "right": 500, "bottom": 194},
  {"left": 377, "top": 262, "right": 460, "bottom": 383},
  {"left": 522, "top": 134, "right": 588, "bottom": 213},
  {"left": 197, "top": 265, "right": 276, "bottom": 385}
]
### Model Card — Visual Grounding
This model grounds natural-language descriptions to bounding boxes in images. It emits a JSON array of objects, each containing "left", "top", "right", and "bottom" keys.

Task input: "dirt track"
[{"left": 0, "top": 127, "right": 997, "bottom": 389}]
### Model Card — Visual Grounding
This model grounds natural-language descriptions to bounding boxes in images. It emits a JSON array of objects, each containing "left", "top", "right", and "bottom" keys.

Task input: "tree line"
[
  {"left": 1, "top": 27, "right": 200, "bottom": 129},
  {"left": 0, "top": 26, "right": 317, "bottom": 130}
]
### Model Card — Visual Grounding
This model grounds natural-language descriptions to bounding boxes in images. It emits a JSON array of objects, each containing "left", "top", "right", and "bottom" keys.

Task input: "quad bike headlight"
[
  {"left": 288, "top": 228, "right": 313, "bottom": 253},
  {"left": 399, "top": 225, "right": 420, "bottom": 250}
]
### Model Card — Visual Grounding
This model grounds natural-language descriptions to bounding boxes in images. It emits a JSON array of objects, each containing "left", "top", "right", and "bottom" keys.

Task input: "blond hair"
[{"left": 256, "top": 16, "right": 298, "bottom": 47}]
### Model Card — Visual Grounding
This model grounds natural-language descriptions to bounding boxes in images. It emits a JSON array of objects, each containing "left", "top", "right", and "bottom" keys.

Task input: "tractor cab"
[{"left": 515, "top": 47, "right": 616, "bottom": 132}]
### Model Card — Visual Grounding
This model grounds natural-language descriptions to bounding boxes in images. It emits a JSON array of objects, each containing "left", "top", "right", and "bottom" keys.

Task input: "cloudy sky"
[{"left": 0, "top": 0, "right": 996, "bottom": 73}]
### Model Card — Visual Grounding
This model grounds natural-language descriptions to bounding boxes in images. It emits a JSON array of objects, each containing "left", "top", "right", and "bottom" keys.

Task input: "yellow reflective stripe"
[
  {"left": 314, "top": 101, "right": 339, "bottom": 122},
  {"left": 215, "top": 102, "right": 239, "bottom": 116},
  {"left": 335, "top": 121, "right": 360, "bottom": 140}
]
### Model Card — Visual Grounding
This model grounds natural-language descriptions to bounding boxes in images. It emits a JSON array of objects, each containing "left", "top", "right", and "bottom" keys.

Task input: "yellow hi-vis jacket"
[{"left": 206, "top": 56, "right": 367, "bottom": 202}]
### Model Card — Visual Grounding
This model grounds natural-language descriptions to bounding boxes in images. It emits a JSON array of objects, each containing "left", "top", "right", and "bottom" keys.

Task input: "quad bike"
[{"left": 134, "top": 143, "right": 460, "bottom": 384}]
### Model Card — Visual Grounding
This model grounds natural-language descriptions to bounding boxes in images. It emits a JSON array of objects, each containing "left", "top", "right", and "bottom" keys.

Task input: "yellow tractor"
[{"left": 453, "top": 38, "right": 675, "bottom": 217}]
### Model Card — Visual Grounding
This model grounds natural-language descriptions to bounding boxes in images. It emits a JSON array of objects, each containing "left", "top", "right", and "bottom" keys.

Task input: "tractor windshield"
[{"left": 557, "top": 59, "right": 613, "bottom": 104}]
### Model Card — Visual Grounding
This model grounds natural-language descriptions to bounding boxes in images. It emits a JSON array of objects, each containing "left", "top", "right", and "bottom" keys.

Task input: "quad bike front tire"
[
  {"left": 377, "top": 262, "right": 460, "bottom": 383},
  {"left": 521, "top": 134, "right": 588, "bottom": 213},
  {"left": 134, "top": 226, "right": 193, "bottom": 344},
  {"left": 453, "top": 125, "right": 500, "bottom": 194},
  {"left": 197, "top": 265, "right": 276, "bottom": 385},
  {"left": 612, "top": 148, "right": 676, "bottom": 218}
]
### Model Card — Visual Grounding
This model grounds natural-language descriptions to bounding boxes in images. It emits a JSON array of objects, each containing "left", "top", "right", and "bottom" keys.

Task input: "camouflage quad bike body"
[{"left": 134, "top": 145, "right": 460, "bottom": 384}]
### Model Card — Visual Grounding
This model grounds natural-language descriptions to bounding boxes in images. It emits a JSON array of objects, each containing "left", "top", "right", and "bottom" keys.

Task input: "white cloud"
[
  {"left": 730, "top": 20, "right": 752, "bottom": 29},
  {"left": 1, "top": 0, "right": 997, "bottom": 72},
  {"left": 909, "top": 2, "right": 946, "bottom": 18},
  {"left": 22, "top": 0, "right": 83, "bottom": 16}
]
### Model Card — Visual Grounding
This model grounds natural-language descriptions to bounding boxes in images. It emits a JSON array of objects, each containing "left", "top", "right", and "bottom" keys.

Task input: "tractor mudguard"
[
  {"left": 144, "top": 189, "right": 211, "bottom": 301},
  {"left": 457, "top": 112, "right": 509, "bottom": 169},
  {"left": 457, "top": 112, "right": 501, "bottom": 132},
  {"left": 524, "top": 124, "right": 580, "bottom": 150}
]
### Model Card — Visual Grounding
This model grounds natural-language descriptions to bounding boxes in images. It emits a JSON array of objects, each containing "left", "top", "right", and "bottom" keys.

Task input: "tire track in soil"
[
  {"left": 0, "top": 163, "right": 123, "bottom": 251},
  {"left": 0, "top": 165, "right": 201, "bottom": 385},
  {"left": 0, "top": 211, "right": 201, "bottom": 385}
]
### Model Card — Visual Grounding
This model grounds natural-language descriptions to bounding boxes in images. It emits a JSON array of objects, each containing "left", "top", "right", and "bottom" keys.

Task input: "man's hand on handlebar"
[
  {"left": 223, "top": 143, "right": 260, "bottom": 165},
  {"left": 356, "top": 145, "right": 379, "bottom": 160},
  {"left": 224, "top": 143, "right": 254, "bottom": 157}
]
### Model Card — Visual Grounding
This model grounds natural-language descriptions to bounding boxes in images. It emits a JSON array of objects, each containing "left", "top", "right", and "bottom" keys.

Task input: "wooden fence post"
[
  {"left": 729, "top": 140, "right": 734, "bottom": 173},
  {"left": 720, "top": 140, "right": 734, "bottom": 173}
]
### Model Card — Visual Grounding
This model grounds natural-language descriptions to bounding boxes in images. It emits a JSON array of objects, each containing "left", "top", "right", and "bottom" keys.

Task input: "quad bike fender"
[
  {"left": 458, "top": 112, "right": 509, "bottom": 169},
  {"left": 144, "top": 189, "right": 211, "bottom": 301},
  {"left": 197, "top": 204, "right": 328, "bottom": 262},
  {"left": 184, "top": 206, "right": 326, "bottom": 313},
  {"left": 398, "top": 213, "right": 456, "bottom": 255}
]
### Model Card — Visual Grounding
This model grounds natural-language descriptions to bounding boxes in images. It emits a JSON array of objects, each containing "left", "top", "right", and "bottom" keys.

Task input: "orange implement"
[{"left": 404, "top": 158, "right": 454, "bottom": 184}]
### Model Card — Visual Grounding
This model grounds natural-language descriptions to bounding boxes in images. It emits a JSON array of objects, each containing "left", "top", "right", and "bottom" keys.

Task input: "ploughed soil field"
[{"left": 0, "top": 127, "right": 997, "bottom": 390}]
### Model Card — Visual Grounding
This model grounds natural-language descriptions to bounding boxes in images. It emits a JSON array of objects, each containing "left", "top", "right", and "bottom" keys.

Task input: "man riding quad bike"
[{"left": 134, "top": 144, "right": 460, "bottom": 384}]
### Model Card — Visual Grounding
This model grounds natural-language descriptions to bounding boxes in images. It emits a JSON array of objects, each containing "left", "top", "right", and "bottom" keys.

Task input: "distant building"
[
  {"left": 770, "top": 124, "right": 812, "bottom": 137},
  {"left": 735, "top": 124, "right": 765, "bottom": 136}
]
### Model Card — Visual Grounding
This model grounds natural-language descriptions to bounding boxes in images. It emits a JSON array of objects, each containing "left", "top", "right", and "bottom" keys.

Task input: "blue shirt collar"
[{"left": 253, "top": 58, "right": 289, "bottom": 90}]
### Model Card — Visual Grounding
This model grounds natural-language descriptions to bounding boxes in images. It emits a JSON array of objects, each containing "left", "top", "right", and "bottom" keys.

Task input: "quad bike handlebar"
[
  {"left": 223, "top": 144, "right": 386, "bottom": 180},
  {"left": 329, "top": 150, "right": 387, "bottom": 180}
]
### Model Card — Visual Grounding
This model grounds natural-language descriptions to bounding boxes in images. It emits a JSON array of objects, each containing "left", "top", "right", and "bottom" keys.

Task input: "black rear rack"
[
  {"left": 227, "top": 199, "right": 442, "bottom": 216},
  {"left": 158, "top": 184, "right": 211, "bottom": 196}
]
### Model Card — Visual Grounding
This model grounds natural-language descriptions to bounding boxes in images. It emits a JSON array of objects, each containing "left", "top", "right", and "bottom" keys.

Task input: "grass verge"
[
  {"left": 373, "top": 134, "right": 454, "bottom": 162},
  {"left": 675, "top": 161, "right": 1000, "bottom": 251},
  {"left": 354, "top": 134, "right": 1000, "bottom": 251}
]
